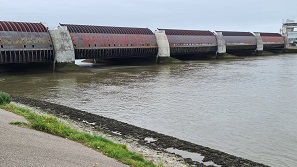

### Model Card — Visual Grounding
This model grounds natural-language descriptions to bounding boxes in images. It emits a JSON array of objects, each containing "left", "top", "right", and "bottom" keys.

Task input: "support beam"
[
  {"left": 49, "top": 26, "right": 75, "bottom": 63},
  {"left": 154, "top": 30, "right": 170, "bottom": 58},
  {"left": 214, "top": 32, "right": 226, "bottom": 54},
  {"left": 252, "top": 32, "right": 264, "bottom": 51},
  {"left": 284, "top": 36, "right": 289, "bottom": 48}
]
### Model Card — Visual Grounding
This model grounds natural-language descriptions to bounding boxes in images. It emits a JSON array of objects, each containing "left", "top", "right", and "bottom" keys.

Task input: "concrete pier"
[
  {"left": 154, "top": 30, "right": 170, "bottom": 58},
  {"left": 214, "top": 31, "right": 226, "bottom": 54},
  {"left": 253, "top": 32, "right": 264, "bottom": 53},
  {"left": 154, "top": 30, "right": 175, "bottom": 63},
  {"left": 49, "top": 26, "right": 75, "bottom": 63}
]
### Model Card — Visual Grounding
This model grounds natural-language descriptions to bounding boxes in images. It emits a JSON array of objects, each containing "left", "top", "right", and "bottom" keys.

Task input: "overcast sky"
[{"left": 1, "top": 0, "right": 296, "bottom": 33}]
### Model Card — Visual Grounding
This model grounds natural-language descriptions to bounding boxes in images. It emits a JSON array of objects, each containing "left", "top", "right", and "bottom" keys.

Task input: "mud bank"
[{"left": 11, "top": 95, "right": 269, "bottom": 167}]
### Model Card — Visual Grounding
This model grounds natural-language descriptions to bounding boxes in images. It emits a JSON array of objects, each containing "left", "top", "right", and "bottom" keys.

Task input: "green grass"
[
  {"left": 0, "top": 92, "right": 11, "bottom": 105},
  {"left": 9, "top": 121, "right": 28, "bottom": 126},
  {"left": 0, "top": 103, "right": 159, "bottom": 167}
]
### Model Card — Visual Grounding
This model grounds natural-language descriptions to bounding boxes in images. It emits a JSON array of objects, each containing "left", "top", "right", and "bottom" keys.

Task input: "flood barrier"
[{"left": 0, "top": 21, "right": 54, "bottom": 64}]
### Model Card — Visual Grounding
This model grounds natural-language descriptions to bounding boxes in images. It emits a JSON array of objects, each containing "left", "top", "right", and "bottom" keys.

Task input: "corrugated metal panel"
[
  {"left": 0, "top": 21, "right": 47, "bottom": 32},
  {"left": 60, "top": 24, "right": 154, "bottom": 35},
  {"left": 159, "top": 29, "right": 214, "bottom": 36},
  {"left": 0, "top": 21, "right": 53, "bottom": 64},
  {"left": 74, "top": 48, "right": 158, "bottom": 59},
  {"left": 70, "top": 33, "right": 157, "bottom": 49},
  {"left": 217, "top": 31, "right": 257, "bottom": 51},
  {"left": 0, "top": 50, "right": 53, "bottom": 64},
  {"left": 61, "top": 24, "right": 157, "bottom": 59},
  {"left": 158, "top": 28, "right": 217, "bottom": 56},
  {"left": 259, "top": 32, "right": 284, "bottom": 43},
  {"left": 258, "top": 32, "right": 284, "bottom": 51}
]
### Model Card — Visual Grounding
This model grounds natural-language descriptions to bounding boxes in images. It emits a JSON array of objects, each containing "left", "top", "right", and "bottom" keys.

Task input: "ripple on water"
[{"left": 1, "top": 55, "right": 297, "bottom": 166}]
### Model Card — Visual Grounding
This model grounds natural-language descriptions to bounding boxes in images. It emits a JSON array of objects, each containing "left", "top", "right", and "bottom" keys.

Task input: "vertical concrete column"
[
  {"left": 282, "top": 24, "right": 290, "bottom": 49},
  {"left": 284, "top": 36, "right": 289, "bottom": 48},
  {"left": 214, "top": 32, "right": 226, "bottom": 54},
  {"left": 49, "top": 26, "right": 75, "bottom": 63},
  {"left": 154, "top": 30, "right": 170, "bottom": 57},
  {"left": 252, "top": 32, "right": 263, "bottom": 51}
]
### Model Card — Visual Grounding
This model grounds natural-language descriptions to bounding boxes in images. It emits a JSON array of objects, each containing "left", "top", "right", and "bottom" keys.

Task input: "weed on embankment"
[
  {"left": 0, "top": 92, "right": 11, "bottom": 105},
  {"left": 0, "top": 94, "right": 160, "bottom": 167}
]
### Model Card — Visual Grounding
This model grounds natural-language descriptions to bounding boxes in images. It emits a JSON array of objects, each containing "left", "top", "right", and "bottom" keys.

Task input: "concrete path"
[{"left": 0, "top": 109, "right": 128, "bottom": 167}]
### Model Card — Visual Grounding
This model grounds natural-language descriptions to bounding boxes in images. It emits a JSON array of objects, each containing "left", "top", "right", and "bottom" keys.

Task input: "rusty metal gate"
[
  {"left": 0, "top": 21, "right": 54, "bottom": 64},
  {"left": 60, "top": 24, "right": 158, "bottom": 59},
  {"left": 217, "top": 31, "right": 257, "bottom": 52},
  {"left": 259, "top": 33, "right": 284, "bottom": 51},
  {"left": 158, "top": 29, "right": 217, "bottom": 56}
]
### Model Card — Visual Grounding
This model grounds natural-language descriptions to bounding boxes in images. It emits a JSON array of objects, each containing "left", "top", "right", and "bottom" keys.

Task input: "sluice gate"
[
  {"left": 217, "top": 31, "right": 257, "bottom": 54},
  {"left": 0, "top": 20, "right": 292, "bottom": 65},
  {"left": 0, "top": 21, "right": 54, "bottom": 64},
  {"left": 159, "top": 29, "right": 217, "bottom": 57},
  {"left": 259, "top": 33, "right": 285, "bottom": 51},
  {"left": 60, "top": 24, "right": 158, "bottom": 59}
]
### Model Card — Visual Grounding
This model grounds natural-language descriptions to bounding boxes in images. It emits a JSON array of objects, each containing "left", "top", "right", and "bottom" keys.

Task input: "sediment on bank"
[{"left": 11, "top": 95, "right": 269, "bottom": 167}]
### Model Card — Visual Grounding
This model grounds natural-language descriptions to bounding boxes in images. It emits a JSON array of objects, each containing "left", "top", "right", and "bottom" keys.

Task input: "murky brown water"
[{"left": 1, "top": 54, "right": 297, "bottom": 167}]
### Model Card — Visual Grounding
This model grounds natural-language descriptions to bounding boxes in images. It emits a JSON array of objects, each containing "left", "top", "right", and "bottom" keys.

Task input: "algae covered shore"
[{"left": 2, "top": 94, "right": 269, "bottom": 167}]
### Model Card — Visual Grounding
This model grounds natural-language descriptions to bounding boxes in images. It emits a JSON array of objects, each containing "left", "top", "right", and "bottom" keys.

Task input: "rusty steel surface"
[
  {"left": 258, "top": 33, "right": 284, "bottom": 51},
  {"left": 60, "top": 24, "right": 153, "bottom": 35},
  {"left": 222, "top": 36, "right": 257, "bottom": 45},
  {"left": 74, "top": 48, "right": 158, "bottom": 59},
  {"left": 259, "top": 33, "right": 284, "bottom": 43},
  {"left": 159, "top": 29, "right": 217, "bottom": 56},
  {"left": 0, "top": 21, "right": 53, "bottom": 64},
  {"left": 0, "top": 21, "right": 48, "bottom": 32},
  {"left": 69, "top": 33, "right": 157, "bottom": 49},
  {"left": 217, "top": 31, "right": 257, "bottom": 51},
  {"left": 60, "top": 24, "right": 157, "bottom": 59},
  {"left": 159, "top": 29, "right": 214, "bottom": 36},
  {"left": 166, "top": 35, "right": 217, "bottom": 46}
]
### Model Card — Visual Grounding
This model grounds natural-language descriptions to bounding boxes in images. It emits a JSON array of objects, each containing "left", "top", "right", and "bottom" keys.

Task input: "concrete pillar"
[
  {"left": 252, "top": 32, "right": 263, "bottom": 51},
  {"left": 284, "top": 36, "right": 289, "bottom": 48},
  {"left": 282, "top": 25, "right": 292, "bottom": 49},
  {"left": 49, "top": 26, "right": 75, "bottom": 63},
  {"left": 154, "top": 30, "right": 170, "bottom": 57},
  {"left": 214, "top": 32, "right": 226, "bottom": 54}
]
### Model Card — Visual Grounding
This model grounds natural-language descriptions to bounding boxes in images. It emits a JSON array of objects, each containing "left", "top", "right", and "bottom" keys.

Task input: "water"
[
  {"left": 1, "top": 54, "right": 297, "bottom": 167},
  {"left": 166, "top": 147, "right": 221, "bottom": 167}
]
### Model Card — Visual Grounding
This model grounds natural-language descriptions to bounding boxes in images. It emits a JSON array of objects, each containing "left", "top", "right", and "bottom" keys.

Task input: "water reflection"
[{"left": 1, "top": 54, "right": 297, "bottom": 167}]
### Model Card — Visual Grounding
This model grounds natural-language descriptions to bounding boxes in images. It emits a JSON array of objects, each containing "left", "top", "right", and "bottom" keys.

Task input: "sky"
[{"left": 1, "top": 0, "right": 296, "bottom": 33}]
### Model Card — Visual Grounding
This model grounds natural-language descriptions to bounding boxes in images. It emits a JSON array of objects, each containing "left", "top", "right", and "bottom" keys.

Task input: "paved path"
[{"left": 0, "top": 109, "right": 128, "bottom": 167}]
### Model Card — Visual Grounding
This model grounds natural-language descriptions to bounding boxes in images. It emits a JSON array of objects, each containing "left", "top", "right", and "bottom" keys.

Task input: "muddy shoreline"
[{"left": 11, "top": 95, "right": 269, "bottom": 167}]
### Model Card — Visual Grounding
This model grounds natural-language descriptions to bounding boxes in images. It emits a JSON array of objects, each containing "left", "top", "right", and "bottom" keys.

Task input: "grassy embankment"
[{"left": 0, "top": 92, "right": 160, "bottom": 167}]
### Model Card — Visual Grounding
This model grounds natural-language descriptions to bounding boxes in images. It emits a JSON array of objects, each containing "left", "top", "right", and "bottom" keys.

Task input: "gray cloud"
[{"left": 1, "top": 0, "right": 296, "bottom": 32}]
